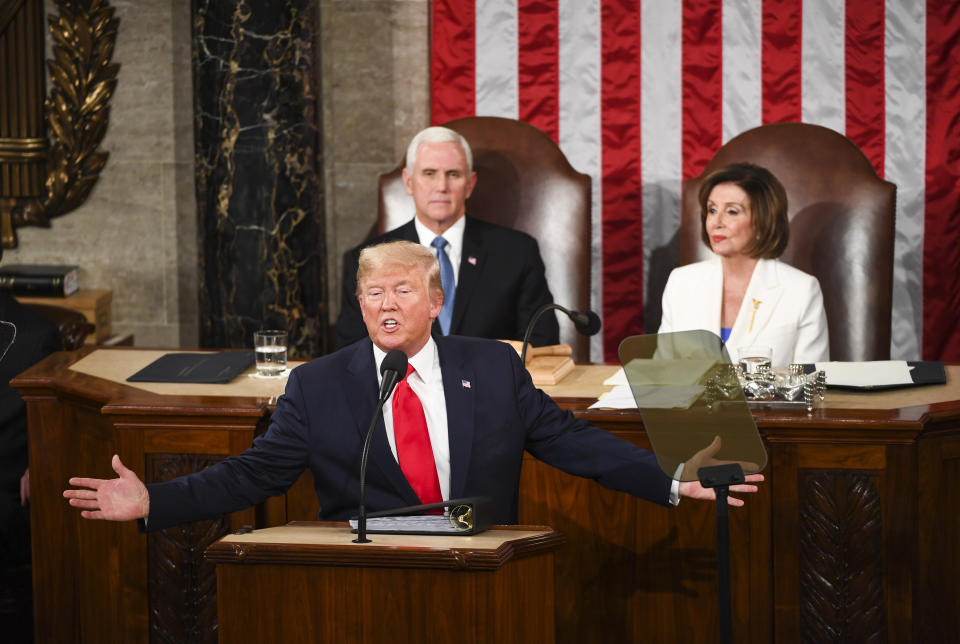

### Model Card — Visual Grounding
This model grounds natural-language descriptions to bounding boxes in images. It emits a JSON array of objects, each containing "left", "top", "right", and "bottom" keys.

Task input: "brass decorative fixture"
[{"left": 0, "top": 0, "right": 119, "bottom": 247}]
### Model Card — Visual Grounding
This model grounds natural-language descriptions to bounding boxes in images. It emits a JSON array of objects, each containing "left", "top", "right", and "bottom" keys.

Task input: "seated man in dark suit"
[
  {"left": 0, "top": 248, "right": 63, "bottom": 642},
  {"left": 64, "top": 241, "right": 761, "bottom": 530},
  {"left": 335, "top": 125, "right": 560, "bottom": 349}
]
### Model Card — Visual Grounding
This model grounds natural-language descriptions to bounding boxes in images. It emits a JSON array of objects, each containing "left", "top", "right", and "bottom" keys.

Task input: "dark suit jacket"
[
  {"left": 335, "top": 217, "right": 560, "bottom": 349},
  {"left": 145, "top": 336, "right": 672, "bottom": 530},
  {"left": 0, "top": 295, "right": 62, "bottom": 562}
]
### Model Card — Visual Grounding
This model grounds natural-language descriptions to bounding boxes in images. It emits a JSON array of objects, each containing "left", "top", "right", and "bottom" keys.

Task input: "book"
[
  {"left": 0, "top": 264, "right": 79, "bottom": 297},
  {"left": 349, "top": 497, "right": 493, "bottom": 536},
  {"left": 127, "top": 351, "right": 255, "bottom": 384}
]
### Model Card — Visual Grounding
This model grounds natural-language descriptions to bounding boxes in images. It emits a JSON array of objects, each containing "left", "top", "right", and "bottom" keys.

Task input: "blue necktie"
[{"left": 431, "top": 236, "right": 455, "bottom": 335}]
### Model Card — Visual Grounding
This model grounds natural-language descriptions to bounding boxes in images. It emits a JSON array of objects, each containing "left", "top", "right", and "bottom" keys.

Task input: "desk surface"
[
  {"left": 69, "top": 348, "right": 302, "bottom": 398},
  {"left": 29, "top": 347, "right": 960, "bottom": 416},
  {"left": 540, "top": 363, "right": 960, "bottom": 411},
  {"left": 217, "top": 523, "right": 553, "bottom": 548}
]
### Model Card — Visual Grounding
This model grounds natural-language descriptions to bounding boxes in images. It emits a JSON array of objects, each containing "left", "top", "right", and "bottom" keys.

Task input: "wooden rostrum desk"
[{"left": 13, "top": 348, "right": 960, "bottom": 643}]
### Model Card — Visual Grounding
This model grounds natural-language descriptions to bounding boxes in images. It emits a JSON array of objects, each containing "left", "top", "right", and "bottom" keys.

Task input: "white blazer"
[{"left": 658, "top": 257, "right": 829, "bottom": 366}]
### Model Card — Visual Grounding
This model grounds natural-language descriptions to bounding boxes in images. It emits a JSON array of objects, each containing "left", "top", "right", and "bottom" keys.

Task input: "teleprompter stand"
[
  {"left": 618, "top": 330, "right": 768, "bottom": 644},
  {"left": 698, "top": 463, "right": 746, "bottom": 644}
]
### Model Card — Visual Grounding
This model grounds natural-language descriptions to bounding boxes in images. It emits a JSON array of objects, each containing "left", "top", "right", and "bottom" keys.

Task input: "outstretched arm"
[
  {"left": 63, "top": 454, "right": 150, "bottom": 521},
  {"left": 677, "top": 436, "right": 764, "bottom": 507}
]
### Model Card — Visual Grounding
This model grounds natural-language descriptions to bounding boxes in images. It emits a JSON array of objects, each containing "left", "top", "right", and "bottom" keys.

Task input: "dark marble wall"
[{"left": 193, "top": 0, "right": 325, "bottom": 357}]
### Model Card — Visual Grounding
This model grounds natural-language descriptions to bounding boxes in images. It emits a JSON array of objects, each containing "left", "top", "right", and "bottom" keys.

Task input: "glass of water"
[
  {"left": 254, "top": 330, "right": 287, "bottom": 376},
  {"left": 737, "top": 345, "right": 772, "bottom": 375}
]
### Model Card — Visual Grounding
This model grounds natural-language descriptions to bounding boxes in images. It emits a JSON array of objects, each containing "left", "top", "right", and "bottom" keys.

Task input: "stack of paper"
[{"left": 813, "top": 360, "right": 913, "bottom": 387}]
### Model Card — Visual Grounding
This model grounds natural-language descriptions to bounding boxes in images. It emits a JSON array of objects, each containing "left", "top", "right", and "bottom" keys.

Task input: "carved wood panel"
[
  {"left": 147, "top": 453, "right": 230, "bottom": 644},
  {"left": 798, "top": 470, "right": 885, "bottom": 644}
]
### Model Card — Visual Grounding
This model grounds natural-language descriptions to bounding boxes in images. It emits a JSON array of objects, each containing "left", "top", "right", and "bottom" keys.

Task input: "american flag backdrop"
[{"left": 430, "top": 0, "right": 960, "bottom": 363}]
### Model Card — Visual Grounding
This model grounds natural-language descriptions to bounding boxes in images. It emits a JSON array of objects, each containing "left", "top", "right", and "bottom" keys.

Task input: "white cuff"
[{"left": 669, "top": 463, "right": 685, "bottom": 506}]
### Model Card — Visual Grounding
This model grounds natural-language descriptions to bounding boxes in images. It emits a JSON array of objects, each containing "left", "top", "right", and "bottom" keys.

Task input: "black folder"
[
  {"left": 127, "top": 351, "right": 255, "bottom": 384},
  {"left": 803, "top": 360, "right": 946, "bottom": 391},
  {"left": 349, "top": 496, "right": 493, "bottom": 536}
]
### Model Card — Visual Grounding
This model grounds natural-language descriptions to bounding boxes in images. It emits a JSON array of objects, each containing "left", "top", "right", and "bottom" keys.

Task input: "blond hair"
[{"left": 356, "top": 240, "right": 443, "bottom": 303}]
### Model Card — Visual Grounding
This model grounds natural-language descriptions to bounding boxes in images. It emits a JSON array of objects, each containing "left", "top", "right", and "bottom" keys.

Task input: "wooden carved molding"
[
  {"left": 147, "top": 452, "right": 228, "bottom": 644},
  {"left": 0, "top": 0, "right": 119, "bottom": 247},
  {"left": 798, "top": 470, "right": 886, "bottom": 643}
]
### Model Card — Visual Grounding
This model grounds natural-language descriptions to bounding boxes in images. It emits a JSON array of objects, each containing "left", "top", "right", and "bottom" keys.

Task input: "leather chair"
[
  {"left": 24, "top": 303, "right": 95, "bottom": 350},
  {"left": 378, "top": 117, "right": 593, "bottom": 360},
  {"left": 680, "top": 122, "right": 896, "bottom": 361}
]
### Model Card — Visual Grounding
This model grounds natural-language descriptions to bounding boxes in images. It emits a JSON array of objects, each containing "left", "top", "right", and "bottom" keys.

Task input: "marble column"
[{"left": 193, "top": 0, "right": 324, "bottom": 357}]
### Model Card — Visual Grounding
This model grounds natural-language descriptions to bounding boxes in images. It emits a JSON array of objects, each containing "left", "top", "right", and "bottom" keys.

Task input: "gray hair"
[{"left": 405, "top": 126, "right": 473, "bottom": 173}]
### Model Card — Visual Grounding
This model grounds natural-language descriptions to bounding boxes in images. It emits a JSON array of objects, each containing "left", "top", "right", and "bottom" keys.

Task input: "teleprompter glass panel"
[{"left": 618, "top": 330, "right": 767, "bottom": 481}]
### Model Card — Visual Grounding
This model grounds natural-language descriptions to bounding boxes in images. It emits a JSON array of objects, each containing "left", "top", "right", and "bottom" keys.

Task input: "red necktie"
[{"left": 392, "top": 364, "right": 442, "bottom": 506}]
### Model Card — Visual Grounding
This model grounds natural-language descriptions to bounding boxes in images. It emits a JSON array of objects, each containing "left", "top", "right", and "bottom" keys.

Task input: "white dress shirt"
[
  {"left": 373, "top": 338, "right": 451, "bottom": 501},
  {"left": 373, "top": 337, "right": 680, "bottom": 507},
  {"left": 414, "top": 215, "right": 465, "bottom": 285}
]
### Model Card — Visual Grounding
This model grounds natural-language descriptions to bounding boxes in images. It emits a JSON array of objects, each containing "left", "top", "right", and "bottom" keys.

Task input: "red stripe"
[
  {"left": 844, "top": 0, "right": 885, "bottom": 177},
  {"left": 761, "top": 0, "right": 802, "bottom": 124},
  {"left": 518, "top": 0, "right": 560, "bottom": 141},
  {"left": 923, "top": 1, "right": 960, "bottom": 361},
  {"left": 600, "top": 0, "right": 643, "bottom": 361},
  {"left": 431, "top": 0, "right": 476, "bottom": 124},
  {"left": 681, "top": 0, "right": 723, "bottom": 180}
]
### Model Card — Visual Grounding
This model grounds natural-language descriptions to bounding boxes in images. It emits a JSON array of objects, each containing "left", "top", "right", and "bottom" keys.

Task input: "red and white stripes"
[{"left": 432, "top": 0, "right": 959, "bottom": 362}]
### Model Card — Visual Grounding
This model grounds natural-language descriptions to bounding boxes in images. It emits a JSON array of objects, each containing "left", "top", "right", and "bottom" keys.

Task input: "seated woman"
[{"left": 658, "top": 162, "right": 829, "bottom": 366}]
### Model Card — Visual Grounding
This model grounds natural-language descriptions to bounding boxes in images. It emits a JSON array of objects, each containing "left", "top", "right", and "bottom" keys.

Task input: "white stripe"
[
  {"left": 641, "top": 0, "right": 683, "bottom": 333},
  {"left": 475, "top": 0, "right": 518, "bottom": 117},
  {"left": 801, "top": 0, "right": 845, "bottom": 131},
  {"left": 722, "top": 0, "right": 762, "bottom": 142},
  {"left": 558, "top": 0, "right": 603, "bottom": 361},
  {"left": 885, "top": 0, "right": 925, "bottom": 359}
]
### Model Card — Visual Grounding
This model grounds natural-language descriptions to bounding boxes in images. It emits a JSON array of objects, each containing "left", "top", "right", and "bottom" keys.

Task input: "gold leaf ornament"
[{"left": 11, "top": 0, "right": 120, "bottom": 235}]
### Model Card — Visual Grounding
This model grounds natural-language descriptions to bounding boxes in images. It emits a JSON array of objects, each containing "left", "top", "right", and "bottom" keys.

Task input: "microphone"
[
  {"left": 568, "top": 309, "right": 602, "bottom": 337},
  {"left": 378, "top": 349, "right": 406, "bottom": 402},
  {"left": 520, "top": 304, "right": 602, "bottom": 364},
  {"left": 355, "top": 349, "right": 408, "bottom": 543}
]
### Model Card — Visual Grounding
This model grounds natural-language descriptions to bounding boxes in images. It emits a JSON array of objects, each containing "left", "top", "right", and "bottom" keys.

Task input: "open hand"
[
  {"left": 678, "top": 436, "right": 764, "bottom": 506},
  {"left": 63, "top": 455, "right": 150, "bottom": 521}
]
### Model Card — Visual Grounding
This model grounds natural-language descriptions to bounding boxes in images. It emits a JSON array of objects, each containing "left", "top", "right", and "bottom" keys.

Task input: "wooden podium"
[
  {"left": 13, "top": 349, "right": 960, "bottom": 642},
  {"left": 205, "top": 522, "right": 563, "bottom": 643}
]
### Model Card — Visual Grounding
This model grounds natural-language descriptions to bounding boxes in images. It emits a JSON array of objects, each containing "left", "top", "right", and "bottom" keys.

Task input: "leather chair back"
[
  {"left": 379, "top": 117, "right": 593, "bottom": 360},
  {"left": 681, "top": 122, "right": 896, "bottom": 361}
]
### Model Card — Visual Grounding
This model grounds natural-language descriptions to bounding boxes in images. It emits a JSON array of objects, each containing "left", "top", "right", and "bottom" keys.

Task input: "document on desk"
[
  {"left": 602, "top": 359, "right": 717, "bottom": 386},
  {"left": 591, "top": 384, "right": 704, "bottom": 410},
  {"left": 594, "top": 359, "right": 716, "bottom": 409},
  {"left": 813, "top": 360, "right": 913, "bottom": 388},
  {"left": 127, "top": 351, "right": 255, "bottom": 384},
  {"left": 348, "top": 515, "right": 476, "bottom": 534}
]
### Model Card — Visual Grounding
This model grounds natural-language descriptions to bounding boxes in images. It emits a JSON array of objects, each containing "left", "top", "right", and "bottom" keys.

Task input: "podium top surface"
[
  {"left": 69, "top": 348, "right": 304, "bottom": 397},
  {"left": 206, "top": 522, "right": 564, "bottom": 571}
]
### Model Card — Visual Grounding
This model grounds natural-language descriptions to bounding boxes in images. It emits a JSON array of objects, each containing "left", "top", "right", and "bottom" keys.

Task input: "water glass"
[
  {"left": 254, "top": 330, "right": 287, "bottom": 376},
  {"left": 737, "top": 345, "right": 772, "bottom": 375}
]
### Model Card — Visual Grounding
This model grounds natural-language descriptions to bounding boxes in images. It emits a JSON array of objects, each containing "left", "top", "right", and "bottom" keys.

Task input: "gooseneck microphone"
[
  {"left": 520, "top": 304, "right": 602, "bottom": 364},
  {"left": 354, "top": 349, "right": 408, "bottom": 543}
]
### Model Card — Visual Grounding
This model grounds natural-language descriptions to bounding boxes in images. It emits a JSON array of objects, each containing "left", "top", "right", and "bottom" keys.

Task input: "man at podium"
[{"left": 64, "top": 241, "right": 762, "bottom": 529}]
